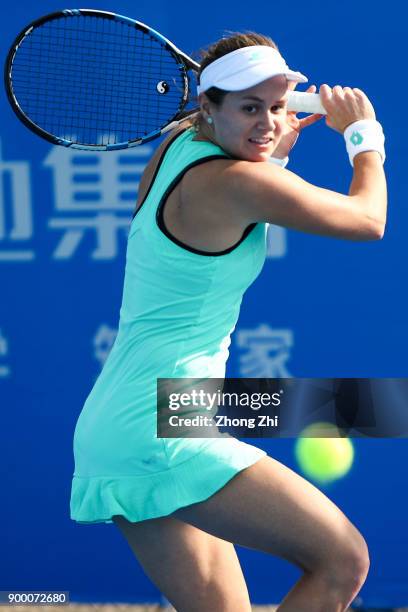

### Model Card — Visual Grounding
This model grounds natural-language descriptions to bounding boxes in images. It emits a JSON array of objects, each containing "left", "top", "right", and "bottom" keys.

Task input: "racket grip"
[{"left": 287, "top": 91, "right": 327, "bottom": 115}]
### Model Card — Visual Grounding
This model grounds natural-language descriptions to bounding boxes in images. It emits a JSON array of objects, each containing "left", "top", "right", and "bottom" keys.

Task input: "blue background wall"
[{"left": 1, "top": 0, "right": 407, "bottom": 607}]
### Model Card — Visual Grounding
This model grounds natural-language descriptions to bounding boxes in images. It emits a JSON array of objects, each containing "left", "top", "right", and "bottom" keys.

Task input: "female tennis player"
[{"left": 70, "top": 32, "right": 386, "bottom": 612}]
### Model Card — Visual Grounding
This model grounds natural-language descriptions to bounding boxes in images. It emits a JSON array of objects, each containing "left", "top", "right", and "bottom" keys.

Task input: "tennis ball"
[{"left": 295, "top": 422, "right": 354, "bottom": 484}]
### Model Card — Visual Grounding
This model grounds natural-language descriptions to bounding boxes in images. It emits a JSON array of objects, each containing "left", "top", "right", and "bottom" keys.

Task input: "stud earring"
[{"left": 207, "top": 117, "right": 213, "bottom": 125}]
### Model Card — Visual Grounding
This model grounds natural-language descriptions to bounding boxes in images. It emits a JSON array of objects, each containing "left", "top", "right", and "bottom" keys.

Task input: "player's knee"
[
  {"left": 349, "top": 534, "right": 370, "bottom": 589},
  {"left": 321, "top": 530, "right": 370, "bottom": 596},
  {"left": 341, "top": 528, "right": 370, "bottom": 582}
]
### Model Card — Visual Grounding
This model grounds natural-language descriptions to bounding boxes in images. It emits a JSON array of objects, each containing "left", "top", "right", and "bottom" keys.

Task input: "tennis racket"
[{"left": 4, "top": 9, "right": 327, "bottom": 151}]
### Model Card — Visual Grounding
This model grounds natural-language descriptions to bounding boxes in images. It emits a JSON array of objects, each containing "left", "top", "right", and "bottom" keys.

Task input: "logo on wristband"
[{"left": 350, "top": 131, "right": 364, "bottom": 146}]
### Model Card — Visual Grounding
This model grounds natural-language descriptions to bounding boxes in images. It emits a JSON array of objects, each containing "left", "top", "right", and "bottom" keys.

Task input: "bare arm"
[
  {"left": 349, "top": 152, "right": 387, "bottom": 234},
  {"left": 218, "top": 155, "right": 385, "bottom": 240}
]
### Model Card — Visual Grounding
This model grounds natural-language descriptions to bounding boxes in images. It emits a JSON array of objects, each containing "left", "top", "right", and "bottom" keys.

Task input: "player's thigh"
[
  {"left": 112, "top": 514, "right": 252, "bottom": 612},
  {"left": 172, "top": 456, "right": 369, "bottom": 576}
]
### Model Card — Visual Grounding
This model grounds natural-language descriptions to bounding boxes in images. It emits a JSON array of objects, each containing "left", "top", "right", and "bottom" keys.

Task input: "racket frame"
[{"left": 4, "top": 9, "right": 201, "bottom": 150}]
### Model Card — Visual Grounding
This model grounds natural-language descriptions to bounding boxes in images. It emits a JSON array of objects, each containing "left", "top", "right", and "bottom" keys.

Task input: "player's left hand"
[{"left": 272, "top": 84, "right": 324, "bottom": 159}]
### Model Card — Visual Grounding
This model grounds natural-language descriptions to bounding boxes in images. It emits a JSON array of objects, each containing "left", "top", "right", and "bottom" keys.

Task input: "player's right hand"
[{"left": 319, "top": 84, "right": 376, "bottom": 134}]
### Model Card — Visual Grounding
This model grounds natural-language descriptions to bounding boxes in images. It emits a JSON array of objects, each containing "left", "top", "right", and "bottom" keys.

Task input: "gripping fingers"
[
  {"left": 319, "top": 84, "right": 376, "bottom": 132},
  {"left": 319, "top": 83, "right": 333, "bottom": 104},
  {"left": 333, "top": 85, "right": 344, "bottom": 95}
]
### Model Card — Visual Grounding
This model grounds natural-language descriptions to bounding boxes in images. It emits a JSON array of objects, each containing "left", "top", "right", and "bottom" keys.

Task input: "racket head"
[{"left": 4, "top": 9, "right": 198, "bottom": 150}]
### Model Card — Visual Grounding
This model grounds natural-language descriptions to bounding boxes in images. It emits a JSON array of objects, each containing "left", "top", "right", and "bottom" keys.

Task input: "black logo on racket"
[{"left": 157, "top": 81, "right": 170, "bottom": 94}]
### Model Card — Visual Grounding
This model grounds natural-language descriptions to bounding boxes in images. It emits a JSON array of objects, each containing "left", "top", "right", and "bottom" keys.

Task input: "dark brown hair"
[{"left": 190, "top": 32, "right": 280, "bottom": 131}]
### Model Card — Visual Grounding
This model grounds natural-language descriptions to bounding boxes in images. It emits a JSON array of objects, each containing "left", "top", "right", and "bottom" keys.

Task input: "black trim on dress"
[
  {"left": 132, "top": 127, "right": 189, "bottom": 220},
  {"left": 156, "top": 157, "right": 257, "bottom": 257}
]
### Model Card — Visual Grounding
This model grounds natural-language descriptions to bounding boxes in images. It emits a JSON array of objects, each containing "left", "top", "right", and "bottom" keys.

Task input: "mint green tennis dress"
[{"left": 70, "top": 127, "right": 268, "bottom": 524}]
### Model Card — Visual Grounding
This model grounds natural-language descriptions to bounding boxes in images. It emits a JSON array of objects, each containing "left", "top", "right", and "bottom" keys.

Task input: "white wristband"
[
  {"left": 343, "top": 119, "right": 385, "bottom": 167},
  {"left": 269, "top": 156, "right": 289, "bottom": 168}
]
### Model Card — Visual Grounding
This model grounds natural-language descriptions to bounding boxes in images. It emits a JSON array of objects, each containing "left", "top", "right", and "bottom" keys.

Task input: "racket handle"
[{"left": 287, "top": 91, "right": 327, "bottom": 115}]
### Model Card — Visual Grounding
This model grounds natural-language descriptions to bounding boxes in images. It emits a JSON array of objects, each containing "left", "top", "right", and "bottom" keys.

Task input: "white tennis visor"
[{"left": 197, "top": 45, "right": 308, "bottom": 95}]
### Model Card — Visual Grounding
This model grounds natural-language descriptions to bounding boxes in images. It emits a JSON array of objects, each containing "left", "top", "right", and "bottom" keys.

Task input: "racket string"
[{"left": 10, "top": 13, "right": 188, "bottom": 145}]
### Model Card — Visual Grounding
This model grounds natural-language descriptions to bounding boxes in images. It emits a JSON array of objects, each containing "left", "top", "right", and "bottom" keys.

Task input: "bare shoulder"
[
  {"left": 181, "top": 158, "right": 251, "bottom": 227},
  {"left": 182, "top": 158, "right": 286, "bottom": 227}
]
